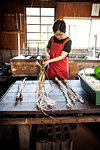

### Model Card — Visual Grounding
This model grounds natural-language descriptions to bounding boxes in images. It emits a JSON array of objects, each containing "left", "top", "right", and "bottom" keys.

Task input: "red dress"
[{"left": 47, "top": 36, "right": 71, "bottom": 80}]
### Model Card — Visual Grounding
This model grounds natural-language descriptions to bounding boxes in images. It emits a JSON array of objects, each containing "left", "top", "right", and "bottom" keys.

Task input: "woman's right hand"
[{"left": 46, "top": 54, "right": 50, "bottom": 60}]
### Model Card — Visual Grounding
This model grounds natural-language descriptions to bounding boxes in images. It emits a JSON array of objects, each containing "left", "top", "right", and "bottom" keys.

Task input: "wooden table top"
[{"left": 0, "top": 80, "right": 100, "bottom": 116}]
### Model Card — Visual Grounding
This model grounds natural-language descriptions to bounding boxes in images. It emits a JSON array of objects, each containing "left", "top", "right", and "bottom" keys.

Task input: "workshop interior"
[{"left": 0, "top": 0, "right": 100, "bottom": 150}]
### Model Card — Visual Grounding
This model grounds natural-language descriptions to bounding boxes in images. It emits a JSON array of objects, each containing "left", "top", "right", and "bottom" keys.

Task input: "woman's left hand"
[
  {"left": 43, "top": 51, "right": 68, "bottom": 67},
  {"left": 43, "top": 60, "right": 50, "bottom": 67}
]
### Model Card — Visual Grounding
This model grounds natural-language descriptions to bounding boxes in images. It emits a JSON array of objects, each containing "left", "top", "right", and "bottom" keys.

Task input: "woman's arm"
[
  {"left": 46, "top": 48, "right": 50, "bottom": 54},
  {"left": 45, "top": 48, "right": 50, "bottom": 60},
  {"left": 43, "top": 50, "right": 68, "bottom": 67}
]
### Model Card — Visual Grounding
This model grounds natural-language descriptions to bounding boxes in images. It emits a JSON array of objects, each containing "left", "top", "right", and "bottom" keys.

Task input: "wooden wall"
[
  {"left": 0, "top": 0, "right": 100, "bottom": 51},
  {"left": 0, "top": 0, "right": 25, "bottom": 51},
  {"left": 56, "top": 2, "right": 92, "bottom": 18}
]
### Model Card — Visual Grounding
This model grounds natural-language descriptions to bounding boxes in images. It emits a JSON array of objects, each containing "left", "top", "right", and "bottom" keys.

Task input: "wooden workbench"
[
  {"left": 0, "top": 80, "right": 100, "bottom": 124},
  {"left": 0, "top": 80, "right": 100, "bottom": 150}
]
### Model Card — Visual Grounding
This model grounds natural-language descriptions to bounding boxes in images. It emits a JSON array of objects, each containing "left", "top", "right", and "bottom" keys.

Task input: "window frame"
[
  {"left": 64, "top": 17, "right": 100, "bottom": 50},
  {"left": 26, "top": 7, "right": 55, "bottom": 42}
]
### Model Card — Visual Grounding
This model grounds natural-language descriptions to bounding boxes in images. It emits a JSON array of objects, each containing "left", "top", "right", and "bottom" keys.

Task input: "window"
[
  {"left": 89, "top": 19, "right": 100, "bottom": 49},
  {"left": 64, "top": 18, "right": 100, "bottom": 50},
  {"left": 25, "top": 8, "right": 55, "bottom": 55}
]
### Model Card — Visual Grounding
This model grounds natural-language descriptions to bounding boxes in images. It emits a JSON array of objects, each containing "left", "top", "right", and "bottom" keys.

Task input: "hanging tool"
[
  {"left": 19, "top": 13, "right": 22, "bottom": 30},
  {"left": 15, "top": 13, "right": 18, "bottom": 30}
]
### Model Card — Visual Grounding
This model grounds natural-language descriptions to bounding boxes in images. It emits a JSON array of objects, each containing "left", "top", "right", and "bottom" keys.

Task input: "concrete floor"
[{"left": 0, "top": 78, "right": 100, "bottom": 150}]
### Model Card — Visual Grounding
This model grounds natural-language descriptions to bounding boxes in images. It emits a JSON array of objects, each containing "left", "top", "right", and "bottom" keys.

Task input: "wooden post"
[{"left": 18, "top": 125, "right": 31, "bottom": 150}]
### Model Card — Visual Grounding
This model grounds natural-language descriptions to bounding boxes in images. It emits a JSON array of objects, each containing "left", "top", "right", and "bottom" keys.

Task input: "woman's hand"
[
  {"left": 43, "top": 51, "right": 68, "bottom": 67},
  {"left": 46, "top": 54, "right": 50, "bottom": 60},
  {"left": 43, "top": 60, "right": 50, "bottom": 67}
]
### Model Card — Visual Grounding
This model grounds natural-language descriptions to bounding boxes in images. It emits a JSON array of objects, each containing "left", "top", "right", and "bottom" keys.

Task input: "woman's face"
[{"left": 54, "top": 30, "right": 65, "bottom": 40}]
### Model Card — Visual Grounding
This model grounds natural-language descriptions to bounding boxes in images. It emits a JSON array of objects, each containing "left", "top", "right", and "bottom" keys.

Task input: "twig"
[
  {"left": 35, "top": 57, "right": 55, "bottom": 119},
  {"left": 55, "top": 77, "right": 72, "bottom": 108},
  {"left": 64, "top": 80, "right": 84, "bottom": 103}
]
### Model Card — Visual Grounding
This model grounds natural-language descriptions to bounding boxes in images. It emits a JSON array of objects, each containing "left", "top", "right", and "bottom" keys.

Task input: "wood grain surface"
[{"left": 0, "top": 80, "right": 100, "bottom": 116}]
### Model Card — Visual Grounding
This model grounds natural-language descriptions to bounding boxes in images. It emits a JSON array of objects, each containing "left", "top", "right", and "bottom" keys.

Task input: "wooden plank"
[
  {"left": 18, "top": 125, "right": 30, "bottom": 150},
  {"left": 0, "top": 99, "right": 100, "bottom": 114},
  {"left": 0, "top": 102, "right": 36, "bottom": 111},
  {"left": 0, "top": 80, "right": 100, "bottom": 115},
  {"left": 68, "top": 60, "right": 100, "bottom": 79},
  {"left": 0, "top": 115, "right": 100, "bottom": 125},
  {"left": 11, "top": 61, "right": 40, "bottom": 75},
  {"left": 1, "top": 93, "right": 37, "bottom": 103},
  {"left": 36, "top": 142, "right": 42, "bottom": 150}
]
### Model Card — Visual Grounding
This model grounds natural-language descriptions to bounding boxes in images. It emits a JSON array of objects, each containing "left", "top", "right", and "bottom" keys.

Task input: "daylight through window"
[{"left": 25, "top": 8, "right": 55, "bottom": 55}]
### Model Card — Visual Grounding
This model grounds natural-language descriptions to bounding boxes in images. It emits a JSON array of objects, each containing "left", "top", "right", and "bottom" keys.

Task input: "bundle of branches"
[
  {"left": 35, "top": 57, "right": 55, "bottom": 113},
  {"left": 55, "top": 77, "right": 72, "bottom": 108},
  {"left": 64, "top": 80, "right": 84, "bottom": 104},
  {"left": 55, "top": 77, "right": 84, "bottom": 108}
]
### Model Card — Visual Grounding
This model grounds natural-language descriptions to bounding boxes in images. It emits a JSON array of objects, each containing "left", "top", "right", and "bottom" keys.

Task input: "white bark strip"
[
  {"left": 64, "top": 80, "right": 84, "bottom": 103},
  {"left": 16, "top": 77, "right": 27, "bottom": 100},
  {"left": 35, "top": 57, "right": 55, "bottom": 118},
  {"left": 55, "top": 77, "right": 72, "bottom": 108}
]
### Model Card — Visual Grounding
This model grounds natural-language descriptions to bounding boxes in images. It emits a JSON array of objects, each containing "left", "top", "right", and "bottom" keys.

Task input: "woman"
[{"left": 44, "top": 19, "right": 72, "bottom": 80}]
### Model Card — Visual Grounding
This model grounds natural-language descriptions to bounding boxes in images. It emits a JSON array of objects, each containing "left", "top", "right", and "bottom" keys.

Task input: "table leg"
[{"left": 18, "top": 125, "right": 31, "bottom": 150}]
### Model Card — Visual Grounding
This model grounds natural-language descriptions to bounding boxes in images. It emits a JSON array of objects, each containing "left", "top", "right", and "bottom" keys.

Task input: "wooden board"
[
  {"left": 0, "top": 80, "right": 100, "bottom": 117},
  {"left": 10, "top": 58, "right": 100, "bottom": 79},
  {"left": 68, "top": 60, "right": 100, "bottom": 79},
  {"left": 10, "top": 60, "right": 40, "bottom": 75}
]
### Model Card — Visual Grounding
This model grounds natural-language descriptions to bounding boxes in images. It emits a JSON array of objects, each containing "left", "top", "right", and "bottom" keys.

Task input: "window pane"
[
  {"left": 39, "top": 42, "right": 45, "bottom": 49},
  {"left": 48, "top": 33, "right": 53, "bottom": 40},
  {"left": 27, "top": 17, "right": 40, "bottom": 24},
  {"left": 65, "top": 19, "right": 90, "bottom": 49},
  {"left": 41, "top": 25, "right": 53, "bottom": 32},
  {"left": 66, "top": 25, "right": 70, "bottom": 36},
  {"left": 48, "top": 25, "right": 53, "bottom": 32},
  {"left": 26, "top": 7, "right": 55, "bottom": 50},
  {"left": 27, "top": 33, "right": 40, "bottom": 40},
  {"left": 27, "top": 41, "right": 43, "bottom": 49},
  {"left": 41, "top": 17, "right": 54, "bottom": 24},
  {"left": 27, "top": 25, "right": 40, "bottom": 32},
  {"left": 41, "top": 25, "right": 47, "bottom": 32},
  {"left": 69, "top": 25, "right": 76, "bottom": 49},
  {"left": 41, "top": 33, "right": 47, "bottom": 40},
  {"left": 41, "top": 8, "right": 54, "bottom": 16},
  {"left": 27, "top": 42, "right": 39, "bottom": 48},
  {"left": 89, "top": 20, "right": 100, "bottom": 48},
  {"left": 76, "top": 20, "right": 90, "bottom": 48},
  {"left": 26, "top": 8, "right": 40, "bottom": 16}
]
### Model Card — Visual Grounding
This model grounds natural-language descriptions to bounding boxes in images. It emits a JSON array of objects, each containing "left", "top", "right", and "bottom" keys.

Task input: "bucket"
[{"left": 94, "top": 65, "right": 100, "bottom": 79}]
